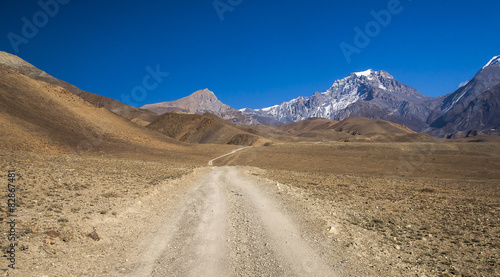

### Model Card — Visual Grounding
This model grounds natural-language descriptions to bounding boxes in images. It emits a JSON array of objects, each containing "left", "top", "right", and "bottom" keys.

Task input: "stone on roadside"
[
  {"left": 328, "top": 226, "right": 338, "bottom": 234},
  {"left": 88, "top": 230, "right": 101, "bottom": 241}
]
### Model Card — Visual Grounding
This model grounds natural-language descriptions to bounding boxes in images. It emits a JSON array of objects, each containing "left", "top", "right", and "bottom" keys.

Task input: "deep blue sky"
[{"left": 1, "top": 0, "right": 499, "bottom": 109}]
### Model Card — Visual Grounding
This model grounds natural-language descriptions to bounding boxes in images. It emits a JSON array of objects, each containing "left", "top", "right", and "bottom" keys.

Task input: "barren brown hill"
[
  {"left": 277, "top": 118, "right": 340, "bottom": 134},
  {"left": 267, "top": 118, "right": 349, "bottom": 141},
  {"left": 0, "top": 65, "right": 184, "bottom": 154},
  {"left": 248, "top": 117, "right": 435, "bottom": 143},
  {"left": 279, "top": 116, "right": 414, "bottom": 136},
  {"left": 146, "top": 112, "right": 268, "bottom": 146},
  {"left": 0, "top": 51, "right": 160, "bottom": 124},
  {"left": 326, "top": 117, "right": 435, "bottom": 142},
  {"left": 332, "top": 117, "right": 413, "bottom": 135},
  {"left": 76, "top": 92, "right": 160, "bottom": 126},
  {"left": 452, "top": 134, "right": 500, "bottom": 143}
]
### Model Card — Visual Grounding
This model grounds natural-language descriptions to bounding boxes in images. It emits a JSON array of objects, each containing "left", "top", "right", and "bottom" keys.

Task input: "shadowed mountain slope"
[{"left": 427, "top": 56, "right": 500, "bottom": 136}]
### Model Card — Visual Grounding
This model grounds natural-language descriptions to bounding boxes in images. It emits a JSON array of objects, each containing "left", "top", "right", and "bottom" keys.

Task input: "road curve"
[{"left": 208, "top": 147, "right": 250, "bottom": 166}]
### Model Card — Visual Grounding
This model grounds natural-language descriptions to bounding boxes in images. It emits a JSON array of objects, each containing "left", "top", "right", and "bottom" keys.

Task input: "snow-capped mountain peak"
[
  {"left": 329, "top": 69, "right": 395, "bottom": 93},
  {"left": 482, "top": 55, "right": 500, "bottom": 69},
  {"left": 349, "top": 69, "right": 394, "bottom": 81},
  {"left": 242, "top": 69, "right": 428, "bottom": 128},
  {"left": 354, "top": 69, "right": 375, "bottom": 78}
]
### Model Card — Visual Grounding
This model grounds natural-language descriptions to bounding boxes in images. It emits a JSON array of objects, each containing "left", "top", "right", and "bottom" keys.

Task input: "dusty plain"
[
  {"left": 0, "top": 139, "right": 498, "bottom": 276},
  {"left": 217, "top": 141, "right": 500, "bottom": 276}
]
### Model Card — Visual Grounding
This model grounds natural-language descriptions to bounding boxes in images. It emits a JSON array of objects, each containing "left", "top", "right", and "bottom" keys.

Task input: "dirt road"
[
  {"left": 121, "top": 166, "right": 340, "bottom": 276},
  {"left": 208, "top": 147, "right": 250, "bottom": 166}
]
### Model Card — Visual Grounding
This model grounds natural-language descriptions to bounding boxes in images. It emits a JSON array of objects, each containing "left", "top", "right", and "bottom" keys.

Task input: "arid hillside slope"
[
  {"left": 0, "top": 66, "right": 183, "bottom": 154},
  {"left": 0, "top": 51, "right": 159, "bottom": 124},
  {"left": 246, "top": 117, "right": 437, "bottom": 143},
  {"left": 147, "top": 112, "right": 269, "bottom": 146}
]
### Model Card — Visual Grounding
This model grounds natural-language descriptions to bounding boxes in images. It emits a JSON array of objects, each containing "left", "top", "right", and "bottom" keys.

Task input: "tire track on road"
[
  {"left": 208, "top": 147, "right": 250, "bottom": 166},
  {"left": 123, "top": 166, "right": 339, "bottom": 276}
]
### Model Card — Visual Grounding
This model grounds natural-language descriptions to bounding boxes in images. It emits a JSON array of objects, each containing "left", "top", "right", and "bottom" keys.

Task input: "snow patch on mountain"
[
  {"left": 482, "top": 55, "right": 500, "bottom": 69},
  {"left": 458, "top": 80, "right": 470, "bottom": 88},
  {"left": 354, "top": 69, "right": 375, "bottom": 78},
  {"left": 261, "top": 105, "right": 279, "bottom": 112},
  {"left": 242, "top": 69, "right": 428, "bottom": 126}
]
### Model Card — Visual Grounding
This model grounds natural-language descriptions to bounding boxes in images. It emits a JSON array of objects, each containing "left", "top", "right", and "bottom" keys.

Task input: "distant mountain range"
[
  {"left": 240, "top": 69, "right": 436, "bottom": 132},
  {"left": 1, "top": 51, "right": 498, "bottom": 138},
  {"left": 141, "top": 55, "right": 500, "bottom": 137},
  {"left": 1, "top": 52, "right": 430, "bottom": 151}
]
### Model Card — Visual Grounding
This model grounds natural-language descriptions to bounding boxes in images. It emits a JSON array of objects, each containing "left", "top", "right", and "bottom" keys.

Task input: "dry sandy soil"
[
  {"left": 0, "top": 150, "right": 355, "bottom": 276},
  {"left": 215, "top": 141, "right": 500, "bottom": 276},
  {"left": 0, "top": 140, "right": 498, "bottom": 276},
  {"left": 0, "top": 150, "right": 197, "bottom": 276}
]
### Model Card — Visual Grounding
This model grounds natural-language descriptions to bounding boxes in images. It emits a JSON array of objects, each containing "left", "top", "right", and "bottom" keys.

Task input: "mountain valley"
[{"left": 0, "top": 52, "right": 498, "bottom": 276}]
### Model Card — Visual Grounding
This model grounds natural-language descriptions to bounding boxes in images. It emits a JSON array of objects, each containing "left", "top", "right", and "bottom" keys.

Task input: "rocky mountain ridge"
[
  {"left": 141, "top": 89, "right": 258, "bottom": 125},
  {"left": 236, "top": 56, "right": 500, "bottom": 136},
  {"left": 426, "top": 55, "right": 500, "bottom": 136},
  {"left": 241, "top": 69, "right": 437, "bottom": 131}
]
